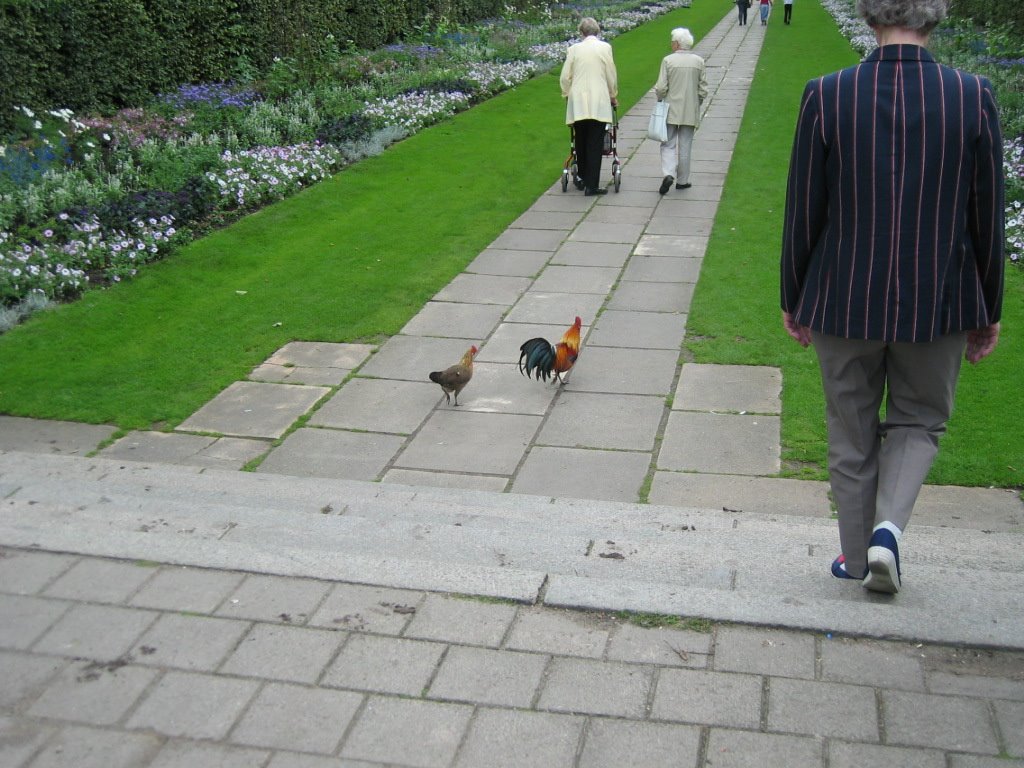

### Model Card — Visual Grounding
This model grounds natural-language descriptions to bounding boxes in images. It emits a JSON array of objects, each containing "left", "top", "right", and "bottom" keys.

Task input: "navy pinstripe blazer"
[{"left": 781, "top": 45, "right": 1005, "bottom": 343}]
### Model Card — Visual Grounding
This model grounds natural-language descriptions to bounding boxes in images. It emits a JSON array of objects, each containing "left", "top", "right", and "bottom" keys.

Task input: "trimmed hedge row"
[{"left": 0, "top": 0, "right": 508, "bottom": 132}]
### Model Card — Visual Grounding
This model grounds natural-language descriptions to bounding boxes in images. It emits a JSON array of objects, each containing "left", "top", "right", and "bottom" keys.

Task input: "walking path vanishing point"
[{"left": 2, "top": 11, "right": 1023, "bottom": 768}]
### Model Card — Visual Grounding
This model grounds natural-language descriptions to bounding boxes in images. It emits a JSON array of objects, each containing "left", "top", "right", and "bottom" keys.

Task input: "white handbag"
[{"left": 647, "top": 100, "right": 669, "bottom": 143}]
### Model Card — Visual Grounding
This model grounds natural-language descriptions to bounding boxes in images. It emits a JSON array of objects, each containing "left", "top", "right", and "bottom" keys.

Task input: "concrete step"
[{"left": 2, "top": 450, "right": 1023, "bottom": 649}]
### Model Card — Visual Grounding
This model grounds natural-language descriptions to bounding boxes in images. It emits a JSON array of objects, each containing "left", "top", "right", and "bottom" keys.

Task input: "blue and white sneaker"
[
  {"left": 831, "top": 554, "right": 862, "bottom": 580},
  {"left": 864, "top": 528, "right": 901, "bottom": 593}
]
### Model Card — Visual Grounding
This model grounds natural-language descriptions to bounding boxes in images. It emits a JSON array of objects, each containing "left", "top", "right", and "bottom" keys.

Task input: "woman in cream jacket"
[{"left": 560, "top": 17, "right": 618, "bottom": 196}]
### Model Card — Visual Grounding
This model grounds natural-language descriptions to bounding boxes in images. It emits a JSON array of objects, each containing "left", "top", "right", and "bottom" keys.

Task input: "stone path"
[{"left": 1, "top": 9, "right": 1023, "bottom": 768}]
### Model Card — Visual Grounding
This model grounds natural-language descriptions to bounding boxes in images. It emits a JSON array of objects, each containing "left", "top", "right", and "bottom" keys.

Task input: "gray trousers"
[
  {"left": 812, "top": 331, "right": 966, "bottom": 578},
  {"left": 660, "top": 124, "right": 694, "bottom": 183}
]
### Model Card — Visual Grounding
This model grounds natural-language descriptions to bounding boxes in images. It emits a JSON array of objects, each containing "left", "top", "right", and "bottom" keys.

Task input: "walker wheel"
[{"left": 561, "top": 173, "right": 568, "bottom": 193}]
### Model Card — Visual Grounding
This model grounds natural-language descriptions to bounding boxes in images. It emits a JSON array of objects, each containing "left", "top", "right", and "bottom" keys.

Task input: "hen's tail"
[{"left": 518, "top": 338, "right": 556, "bottom": 381}]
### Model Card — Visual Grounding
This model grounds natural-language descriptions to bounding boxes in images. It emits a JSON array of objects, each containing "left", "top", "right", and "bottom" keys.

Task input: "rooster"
[
  {"left": 518, "top": 316, "right": 582, "bottom": 385},
  {"left": 429, "top": 345, "right": 477, "bottom": 406}
]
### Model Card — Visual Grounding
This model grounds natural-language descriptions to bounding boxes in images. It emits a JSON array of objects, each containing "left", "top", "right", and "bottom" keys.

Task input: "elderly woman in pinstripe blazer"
[{"left": 780, "top": 0, "right": 1004, "bottom": 594}]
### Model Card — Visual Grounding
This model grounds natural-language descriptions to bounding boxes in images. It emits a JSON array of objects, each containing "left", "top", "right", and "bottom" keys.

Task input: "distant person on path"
[
  {"left": 560, "top": 17, "right": 619, "bottom": 197},
  {"left": 654, "top": 27, "right": 707, "bottom": 195},
  {"left": 736, "top": 0, "right": 750, "bottom": 25},
  {"left": 783, "top": 0, "right": 793, "bottom": 23},
  {"left": 760, "top": 0, "right": 773, "bottom": 25},
  {"left": 780, "top": 0, "right": 1004, "bottom": 594}
]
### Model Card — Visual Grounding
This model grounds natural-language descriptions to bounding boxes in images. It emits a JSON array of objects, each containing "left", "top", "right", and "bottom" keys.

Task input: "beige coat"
[
  {"left": 560, "top": 36, "right": 618, "bottom": 125},
  {"left": 654, "top": 50, "right": 707, "bottom": 127}
]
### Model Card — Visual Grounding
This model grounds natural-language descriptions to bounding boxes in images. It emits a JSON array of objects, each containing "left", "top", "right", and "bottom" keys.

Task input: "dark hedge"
[{"left": 0, "top": 0, "right": 508, "bottom": 132}]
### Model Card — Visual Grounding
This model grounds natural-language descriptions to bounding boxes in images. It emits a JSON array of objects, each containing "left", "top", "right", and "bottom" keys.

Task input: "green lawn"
[{"left": 684, "top": 0, "right": 1024, "bottom": 488}]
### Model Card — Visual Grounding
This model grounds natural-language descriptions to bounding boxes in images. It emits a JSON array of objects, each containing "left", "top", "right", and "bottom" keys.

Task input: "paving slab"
[
  {"left": 488, "top": 228, "right": 567, "bottom": 252},
  {"left": 400, "top": 300, "right": 507, "bottom": 338},
  {"left": 567, "top": 346, "right": 679, "bottom": 395},
  {"left": 228, "top": 683, "right": 362, "bottom": 754},
  {"left": 585, "top": 204, "right": 655, "bottom": 224},
  {"left": 0, "top": 549, "right": 75, "bottom": 595},
  {"left": 658, "top": 410, "right": 780, "bottom": 474},
  {"left": 531, "top": 264, "right": 621, "bottom": 294},
  {"left": 341, "top": 697, "right": 472, "bottom": 767},
  {"left": 130, "top": 613, "right": 250, "bottom": 672},
  {"left": 608, "top": 280, "right": 694, "bottom": 312},
  {"left": 99, "top": 431, "right": 267, "bottom": 469},
  {"left": 528, "top": 193, "right": 593, "bottom": 212},
  {"left": 586, "top": 309, "right": 688, "bottom": 349},
  {"left": 537, "top": 657, "right": 652, "bottom": 717},
  {"left": 650, "top": 667, "right": 762, "bottom": 727},
  {"left": 675, "top": 363, "right": 781, "bottom": 413},
  {"left": 510, "top": 210, "right": 585, "bottom": 230},
  {"left": 476, "top": 320, "right": 589, "bottom": 365},
  {"left": 428, "top": 645, "right": 547, "bottom": 707},
  {"left": 148, "top": 741, "right": 270, "bottom": 768},
  {"left": 266, "top": 342, "right": 374, "bottom": 370},
  {"left": 394, "top": 410, "right": 542, "bottom": 475},
  {"left": 0, "top": 650, "right": 65, "bottom": 708},
  {"left": 42, "top": 557, "right": 154, "bottom": 604},
  {"left": 633, "top": 234, "right": 709, "bottom": 257},
  {"left": 536, "top": 392, "right": 665, "bottom": 451},
  {"left": 0, "top": 416, "right": 114, "bottom": 456},
  {"left": 646, "top": 214, "right": 715, "bottom": 237},
  {"left": 125, "top": 670, "right": 259, "bottom": 739},
  {"left": 0, "top": 593, "right": 68, "bottom": 651},
  {"left": 357, "top": 335, "right": 480, "bottom": 381},
  {"left": 404, "top": 593, "right": 517, "bottom": 646},
  {"left": 255, "top": 427, "right": 405, "bottom": 480},
  {"left": 454, "top": 708, "right": 583, "bottom": 768},
  {"left": 215, "top": 572, "right": 331, "bottom": 623},
  {"left": 219, "top": 623, "right": 343, "bottom": 683},
  {"left": 27, "top": 724, "right": 162, "bottom": 768},
  {"left": 511, "top": 446, "right": 651, "bottom": 503},
  {"left": 33, "top": 603, "right": 157, "bottom": 659},
  {"left": 467, "top": 248, "right": 551, "bottom": 276},
  {"left": 452, "top": 362, "right": 558, "bottom": 415},
  {"left": 177, "top": 381, "right": 331, "bottom": 439},
  {"left": 504, "top": 291, "right": 605, "bottom": 324},
  {"left": 702, "top": 730, "right": 823, "bottom": 768},
  {"left": 310, "top": 378, "right": 441, "bottom": 433},
  {"left": 28, "top": 661, "right": 158, "bottom": 725},
  {"left": 622, "top": 254, "right": 703, "bottom": 282},
  {"left": 580, "top": 720, "right": 701, "bottom": 768},
  {"left": 551, "top": 240, "right": 632, "bottom": 267},
  {"left": 568, "top": 220, "right": 646, "bottom": 244},
  {"left": 248, "top": 362, "right": 350, "bottom": 386},
  {"left": 433, "top": 272, "right": 532, "bottom": 304}
]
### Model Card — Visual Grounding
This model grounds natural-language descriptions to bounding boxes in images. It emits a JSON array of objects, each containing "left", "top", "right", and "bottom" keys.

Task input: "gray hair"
[
  {"left": 856, "top": 0, "right": 948, "bottom": 32},
  {"left": 578, "top": 17, "right": 600, "bottom": 37},
  {"left": 671, "top": 27, "right": 694, "bottom": 49}
]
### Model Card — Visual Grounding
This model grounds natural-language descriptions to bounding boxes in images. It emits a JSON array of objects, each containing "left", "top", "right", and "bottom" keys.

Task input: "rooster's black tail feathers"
[{"left": 518, "top": 338, "right": 556, "bottom": 381}]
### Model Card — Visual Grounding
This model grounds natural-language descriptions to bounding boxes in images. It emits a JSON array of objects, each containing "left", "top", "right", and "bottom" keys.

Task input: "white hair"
[{"left": 671, "top": 27, "right": 694, "bottom": 49}]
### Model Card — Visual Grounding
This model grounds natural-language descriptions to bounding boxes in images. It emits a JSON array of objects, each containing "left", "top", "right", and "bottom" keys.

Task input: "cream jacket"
[
  {"left": 654, "top": 50, "right": 708, "bottom": 127},
  {"left": 560, "top": 36, "right": 618, "bottom": 125}
]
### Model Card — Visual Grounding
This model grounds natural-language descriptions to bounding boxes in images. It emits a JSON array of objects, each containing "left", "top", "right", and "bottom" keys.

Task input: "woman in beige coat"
[
  {"left": 560, "top": 17, "right": 618, "bottom": 196},
  {"left": 654, "top": 28, "right": 707, "bottom": 194}
]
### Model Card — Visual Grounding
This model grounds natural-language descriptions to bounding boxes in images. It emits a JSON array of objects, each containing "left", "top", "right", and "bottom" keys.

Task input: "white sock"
[{"left": 873, "top": 521, "right": 902, "bottom": 541}]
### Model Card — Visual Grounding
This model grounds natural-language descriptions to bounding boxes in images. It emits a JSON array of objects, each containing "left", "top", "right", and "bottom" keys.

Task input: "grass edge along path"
[
  {"left": 0, "top": 4, "right": 722, "bottom": 432},
  {"left": 684, "top": 0, "right": 1023, "bottom": 488}
]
